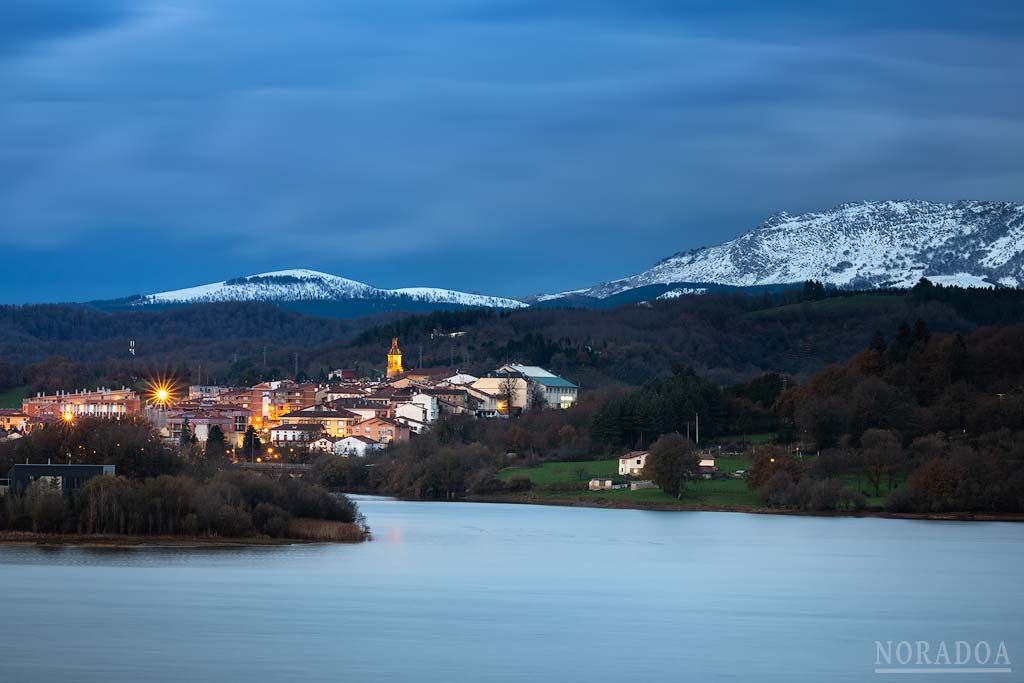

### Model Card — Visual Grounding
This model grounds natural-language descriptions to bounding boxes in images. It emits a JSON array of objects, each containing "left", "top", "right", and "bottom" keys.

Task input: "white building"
[
  {"left": 498, "top": 365, "right": 579, "bottom": 409},
  {"left": 443, "top": 373, "right": 478, "bottom": 386},
  {"left": 332, "top": 435, "right": 381, "bottom": 457},
  {"left": 618, "top": 451, "right": 649, "bottom": 476},
  {"left": 269, "top": 423, "right": 323, "bottom": 446},
  {"left": 310, "top": 436, "right": 343, "bottom": 453}
]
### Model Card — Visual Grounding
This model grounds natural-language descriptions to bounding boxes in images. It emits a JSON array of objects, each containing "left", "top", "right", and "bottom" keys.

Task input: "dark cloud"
[
  {"left": 0, "top": 0, "right": 132, "bottom": 56},
  {"left": 0, "top": 1, "right": 1022, "bottom": 303}
]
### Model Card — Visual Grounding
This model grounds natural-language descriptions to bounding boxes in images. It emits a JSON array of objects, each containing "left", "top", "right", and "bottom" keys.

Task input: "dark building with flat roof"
[{"left": 7, "top": 464, "right": 115, "bottom": 495}]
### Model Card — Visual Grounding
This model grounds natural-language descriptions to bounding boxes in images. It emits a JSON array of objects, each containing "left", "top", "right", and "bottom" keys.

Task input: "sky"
[{"left": 1, "top": 0, "right": 1023, "bottom": 303}]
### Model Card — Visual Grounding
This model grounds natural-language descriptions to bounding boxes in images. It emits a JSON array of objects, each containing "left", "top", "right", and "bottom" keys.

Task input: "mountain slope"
[
  {"left": 560, "top": 200, "right": 1024, "bottom": 300},
  {"left": 133, "top": 269, "right": 527, "bottom": 310}
]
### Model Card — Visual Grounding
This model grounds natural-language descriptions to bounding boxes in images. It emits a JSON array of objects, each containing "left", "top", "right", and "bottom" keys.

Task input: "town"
[{"left": 1, "top": 337, "right": 580, "bottom": 464}]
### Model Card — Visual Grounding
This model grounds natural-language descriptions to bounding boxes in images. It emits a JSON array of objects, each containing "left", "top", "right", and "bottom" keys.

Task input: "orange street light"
[{"left": 61, "top": 411, "right": 75, "bottom": 425}]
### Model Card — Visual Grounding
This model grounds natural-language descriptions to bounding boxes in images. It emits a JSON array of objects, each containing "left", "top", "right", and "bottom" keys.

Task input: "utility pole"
[
  {"left": 294, "top": 352, "right": 299, "bottom": 379},
  {"left": 695, "top": 412, "right": 700, "bottom": 446}
]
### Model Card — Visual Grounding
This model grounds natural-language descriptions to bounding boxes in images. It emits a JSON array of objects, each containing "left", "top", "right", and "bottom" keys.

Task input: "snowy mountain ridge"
[
  {"left": 137, "top": 269, "right": 527, "bottom": 309},
  {"left": 563, "top": 200, "right": 1024, "bottom": 299}
]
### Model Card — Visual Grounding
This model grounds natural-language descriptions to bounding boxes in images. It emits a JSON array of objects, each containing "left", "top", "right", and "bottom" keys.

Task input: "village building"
[
  {"left": 394, "top": 414, "right": 429, "bottom": 434},
  {"left": 188, "top": 385, "right": 231, "bottom": 401},
  {"left": 499, "top": 365, "right": 579, "bottom": 409},
  {"left": 0, "top": 409, "right": 31, "bottom": 433},
  {"left": 352, "top": 416, "right": 410, "bottom": 445},
  {"left": 7, "top": 463, "right": 115, "bottom": 496},
  {"left": 698, "top": 457, "right": 717, "bottom": 478},
  {"left": 441, "top": 372, "right": 478, "bottom": 386},
  {"left": 328, "top": 369, "right": 356, "bottom": 381},
  {"left": 470, "top": 376, "right": 531, "bottom": 415},
  {"left": 387, "top": 366, "right": 458, "bottom": 388},
  {"left": 269, "top": 423, "right": 324, "bottom": 446},
  {"left": 325, "top": 398, "right": 391, "bottom": 421},
  {"left": 22, "top": 387, "right": 141, "bottom": 420},
  {"left": 386, "top": 337, "right": 404, "bottom": 379},
  {"left": 280, "top": 406, "right": 360, "bottom": 437},
  {"left": 332, "top": 434, "right": 381, "bottom": 457},
  {"left": 310, "top": 435, "right": 344, "bottom": 453},
  {"left": 618, "top": 451, "right": 649, "bottom": 476},
  {"left": 163, "top": 405, "right": 251, "bottom": 446}
]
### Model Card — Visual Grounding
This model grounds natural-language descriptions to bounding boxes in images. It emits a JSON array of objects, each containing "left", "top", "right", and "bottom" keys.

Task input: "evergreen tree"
[
  {"left": 241, "top": 426, "right": 261, "bottom": 461},
  {"left": 178, "top": 418, "right": 194, "bottom": 449},
  {"left": 206, "top": 424, "right": 227, "bottom": 460}
]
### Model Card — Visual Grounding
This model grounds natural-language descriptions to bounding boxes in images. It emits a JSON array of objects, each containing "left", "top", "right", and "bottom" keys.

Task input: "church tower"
[{"left": 386, "top": 337, "right": 404, "bottom": 378}]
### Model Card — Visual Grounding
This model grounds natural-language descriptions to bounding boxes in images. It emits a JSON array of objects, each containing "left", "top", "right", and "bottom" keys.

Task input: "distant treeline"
[{"left": 4, "top": 278, "right": 1024, "bottom": 396}]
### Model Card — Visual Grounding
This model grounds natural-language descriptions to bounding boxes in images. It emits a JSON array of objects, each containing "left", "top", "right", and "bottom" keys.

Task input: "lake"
[{"left": 0, "top": 497, "right": 1021, "bottom": 682}]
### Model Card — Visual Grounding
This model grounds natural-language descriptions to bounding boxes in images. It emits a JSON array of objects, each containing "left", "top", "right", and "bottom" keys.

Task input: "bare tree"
[{"left": 498, "top": 375, "right": 520, "bottom": 416}]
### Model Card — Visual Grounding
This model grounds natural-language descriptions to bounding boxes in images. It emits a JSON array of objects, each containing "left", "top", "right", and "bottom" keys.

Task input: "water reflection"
[{"left": 0, "top": 496, "right": 1021, "bottom": 683}]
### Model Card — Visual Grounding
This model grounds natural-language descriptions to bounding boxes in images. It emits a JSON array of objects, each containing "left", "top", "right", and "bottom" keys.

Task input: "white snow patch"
[
  {"left": 656, "top": 287, "right": 708, "bottom": 299},
  {"left": 139, "top": 270, "right": 527, "bottom": 308}
]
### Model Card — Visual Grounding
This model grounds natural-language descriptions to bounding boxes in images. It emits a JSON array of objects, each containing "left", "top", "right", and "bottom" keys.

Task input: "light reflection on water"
[{"left": 0, "top": 495, "right": 1021, "bottom": 682}]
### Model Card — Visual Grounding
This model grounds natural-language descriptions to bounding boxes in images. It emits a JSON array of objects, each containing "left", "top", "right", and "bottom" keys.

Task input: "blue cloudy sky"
[{"left": 2, "top": 0, "right": 1022, "bottom": 303}]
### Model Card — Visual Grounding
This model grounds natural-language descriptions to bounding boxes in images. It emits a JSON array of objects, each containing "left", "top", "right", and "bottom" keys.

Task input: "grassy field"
[
  {"left": 498, "top": 457, "right": 760, "bottom": 509},
  {"left": 499, "top": 459, "right": 618, "bottom": 484},
  {"left": 0, "top": 385, "right": 29, "bottom": 409}
]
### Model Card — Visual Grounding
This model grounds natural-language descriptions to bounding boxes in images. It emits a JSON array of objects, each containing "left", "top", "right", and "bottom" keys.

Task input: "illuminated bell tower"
[{"left": 386, "top": 337, "right": 404, "bottom": 378}]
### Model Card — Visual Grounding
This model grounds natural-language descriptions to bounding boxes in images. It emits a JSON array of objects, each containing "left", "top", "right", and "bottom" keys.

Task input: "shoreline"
[
  {"left": 0, "top": 524, "right": 370, "bottom": 548},
  {"left": 0, "top": 532, "right": 310, "bottom": 548},
  {"left": 462, "top": 493, "right": 1024, "bottom": 522}
]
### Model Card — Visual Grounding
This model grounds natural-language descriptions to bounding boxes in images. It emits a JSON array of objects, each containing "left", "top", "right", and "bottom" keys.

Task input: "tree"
[
  {"left": 26, "top": 478, "right": 66, "bottom": 533},
  {"left": 528, "top": 382, "right": 547, "bottom": 411},
  {"left": 861, "top": 428, "right": 903, "bottom": 497},
  {"left": 206, "top": 424, "right": 227, "bottom": 460},
  {"left": 241, "top": 426, "right": 262, "bottom": 461},
  {"left": 498, "top": 376, "right": 520, "bottom": 416},
  {"left": 179, "top": 418, "right": 195, "bottom": 449},
  {"left": 642, "top": 433, "right": 699, "bottom": 499}
]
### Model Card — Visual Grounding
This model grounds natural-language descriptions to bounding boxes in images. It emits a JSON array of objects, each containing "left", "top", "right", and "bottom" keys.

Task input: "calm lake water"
[{"left": 0, "top": 497, "right": 1021, "bottom": 682}]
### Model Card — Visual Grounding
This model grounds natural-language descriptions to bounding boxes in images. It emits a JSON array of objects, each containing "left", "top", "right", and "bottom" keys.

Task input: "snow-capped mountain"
[
  {"left": 557, "top": 200, "right": 1024, "bottom": 300},
  {"left": 135, "top": 269, "right": 527, "bottom": 309}
]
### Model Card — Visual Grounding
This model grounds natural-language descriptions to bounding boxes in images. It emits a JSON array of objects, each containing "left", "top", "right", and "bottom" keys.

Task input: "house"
[
  {"left": 325, "top": 398, "right": 391, "bottom": 421},
  {"left": 387, "top": 365, "right": 457, "bottom": 388},
  {"left": 280, "top": 407, "right": 360, "bottom": 437},
  {"left": 470, "top": 375, "right": 531, "bottom": 415},
  {"left": 351, "top": 416, "right": 410, "bottom": 445},
  {"left": 187, "top": 385, "right": 230, "bottom": 401},
  {"left": 498, "top": 365, "right": 579, "bottom": 409},
  {"left": 618, "top": 451, "right": 649, "bottom": 476},
  {"left": 698, "top": 457, "right": 717, "bottom": 479},
  {"left": 0, "top": 409, "right": 30, "bottom": 433},
  {"left": 162, "top": 405, "right": 251, "bottom": 446},
  {"left": 393, "top": 393, "right": 439, "bottom": 426},
  {"left": 332, "top": 435, "right": 381, "bottom": 457},
  {"left": 442, "top": 372, "right": 478, "bottom": 386},
  {"left": 7, "top": 463, "right": 115, "bottom": 495},
  {"left": 328, "top": 369, "right": 356, "bottom": 381},
  {"left": 269, "top": 423, "right": 324, "bottom": 446},
  {"left": 310, "top": 435, "right": 344, "bottom": 453},
  {"left": 395, "top": 414, "right": 429, "bottom": 434}
]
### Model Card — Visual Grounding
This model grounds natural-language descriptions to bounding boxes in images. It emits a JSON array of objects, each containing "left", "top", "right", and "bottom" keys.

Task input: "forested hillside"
[{"left": 3, "top": 280, "right": 1024, "bottom": 396}]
